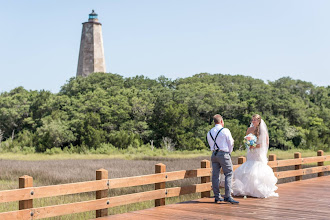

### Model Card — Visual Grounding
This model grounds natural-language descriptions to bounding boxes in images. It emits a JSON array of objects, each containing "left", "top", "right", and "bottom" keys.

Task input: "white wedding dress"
[{"left": 232, "top": 120, "right": 279, "bottom": 198}]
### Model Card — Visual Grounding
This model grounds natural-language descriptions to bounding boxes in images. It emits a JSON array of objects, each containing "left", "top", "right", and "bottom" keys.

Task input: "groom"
[{"left": 207, "top": 114, "right": 239, "bottom": 204}]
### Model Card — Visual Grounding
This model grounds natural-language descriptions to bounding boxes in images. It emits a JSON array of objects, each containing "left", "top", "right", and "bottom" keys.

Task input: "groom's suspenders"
[{"left": 209, "top": 128, "right": 224, "bottom": 154}]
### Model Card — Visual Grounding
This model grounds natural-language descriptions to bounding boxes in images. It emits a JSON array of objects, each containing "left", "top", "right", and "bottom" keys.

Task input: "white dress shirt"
[{"left": 207, "top": 124, "right": 234, "bottom": 153}]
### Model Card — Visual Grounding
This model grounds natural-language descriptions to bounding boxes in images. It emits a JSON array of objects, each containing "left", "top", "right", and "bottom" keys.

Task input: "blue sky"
[{"left": 1, "top": 0, "right": 329, "bottom": 93}]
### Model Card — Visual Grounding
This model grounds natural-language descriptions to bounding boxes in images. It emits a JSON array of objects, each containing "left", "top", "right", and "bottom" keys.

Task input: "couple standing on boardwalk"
[{"left": 207, "top": 114, "right": 278, "bottom": 204}]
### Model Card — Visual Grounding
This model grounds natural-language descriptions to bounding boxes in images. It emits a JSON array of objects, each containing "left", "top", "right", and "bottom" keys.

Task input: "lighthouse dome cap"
[{"left": 89, "top": 10, "right": 98, "bottom": 19}]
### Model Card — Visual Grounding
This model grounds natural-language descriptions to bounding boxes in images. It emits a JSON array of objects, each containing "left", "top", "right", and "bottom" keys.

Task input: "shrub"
[
  {"left": 36, "top": 118, "right": 76, "bottom": 152},
  {"left": 22, "top": 146, "right": 35, "bottom": 154},
  {"left": 94, "top": 143, "right": 117, "bottom": 154},
  {"left": 11, "top": 145, "right": 21, "bottom": 153},
  {"left": 45, "top": 147, "right": 63, "bottom": 155},
  {"left": 109, "top": 130, "right": 143, "bottom": 149}
]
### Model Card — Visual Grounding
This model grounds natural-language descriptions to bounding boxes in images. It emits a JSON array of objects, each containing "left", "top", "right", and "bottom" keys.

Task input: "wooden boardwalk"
[{"left": 98, "top": 176, "right": 330, "bottom": 220}]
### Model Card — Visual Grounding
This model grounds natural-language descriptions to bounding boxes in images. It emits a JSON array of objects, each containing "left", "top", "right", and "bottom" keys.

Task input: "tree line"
[{"left": 0, "top": 73, "right": 329, "bottom": 153}]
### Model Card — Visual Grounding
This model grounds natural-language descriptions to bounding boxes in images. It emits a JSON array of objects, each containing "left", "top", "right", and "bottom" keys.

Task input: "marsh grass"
[
  {"left": 0, "top": 148, "right": 326, "bottom": 161},
  {"left": 0, "top": 149, "right": 328, "bottom": 219}
]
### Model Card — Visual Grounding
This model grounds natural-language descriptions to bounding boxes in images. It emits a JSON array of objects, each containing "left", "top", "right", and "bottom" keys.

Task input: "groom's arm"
[
  {"left": 206, "top": 132, "right": 213, "bottom": 151},
  {"left": 225, "top": 129, "right": 234, "bottom": 153}
]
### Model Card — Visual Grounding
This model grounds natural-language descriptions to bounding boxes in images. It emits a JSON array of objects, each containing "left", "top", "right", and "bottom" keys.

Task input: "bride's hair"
[{"left": 252, "top": 114, "right": 262, "bottom": 138}]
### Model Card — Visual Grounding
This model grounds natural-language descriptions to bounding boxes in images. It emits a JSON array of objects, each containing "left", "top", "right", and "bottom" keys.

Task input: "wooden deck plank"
[
  {"left": 97, "top": 176, "right": 330, "bottom": 220},
  {"left": 163, "top": 198, "right": 330, "bottom": 219},
  {"left": 114, "top": 206, "right": 237, "bottom": 220}
]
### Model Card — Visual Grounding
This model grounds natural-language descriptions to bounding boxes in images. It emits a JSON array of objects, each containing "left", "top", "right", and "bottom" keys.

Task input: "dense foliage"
[{"left": 0, "top": 73, "right": 329, "bottom": 153}]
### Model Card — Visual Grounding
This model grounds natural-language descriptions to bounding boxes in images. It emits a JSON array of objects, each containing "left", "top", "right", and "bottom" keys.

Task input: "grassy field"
[
  {"left": 0, "top": 148, "right": 325, "bottom": 161},
  {"left": 0, "top": 149, "right": 328, "bottom": 219}
]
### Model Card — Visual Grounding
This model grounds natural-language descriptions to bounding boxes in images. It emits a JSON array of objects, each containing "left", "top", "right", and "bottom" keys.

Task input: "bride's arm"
[
  {"left": 246, "top": 127, "right": 253, "bottom": 135},
  {"left": 253, "top": 133, "right": 269, "bottom": 149},
  {"left": 251, "top": 144, "right": 261, "bottom": 149}
]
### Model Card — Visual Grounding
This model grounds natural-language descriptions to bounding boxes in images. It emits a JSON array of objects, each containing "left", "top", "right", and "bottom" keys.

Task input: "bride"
[{"left": 232, "top": 114, "right": 279, "bottom": 198}]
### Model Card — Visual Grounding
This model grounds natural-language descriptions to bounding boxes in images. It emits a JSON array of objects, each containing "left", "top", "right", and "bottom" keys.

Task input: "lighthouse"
[{"left": 76, "top": 10, "right": 106, "bottom": 77}]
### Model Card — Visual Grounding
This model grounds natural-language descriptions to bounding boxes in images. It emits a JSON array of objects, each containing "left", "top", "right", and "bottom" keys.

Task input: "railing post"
[
  {"left": 19, "top": 175, "right": 33, "bottom": 210},
  {"left": 96, "top": 169, "right": 108, "bottom": 218},
  {"left": 155, "top": 163, "right": 166, "bottom": 207},
  {"left": 201, "top": 160, "right": 211, "bottom": 198},
  {"left": 238, "top": 157, "right": 246, "bottom": 165},
  {"left": 294, "top": 152, "right": 302, "bottom": 181},
  {"left": 269, "top": 154, "right": 277, "bottom": 173},
  {"left": 317, "top": 150, "right": 324, "bottom": 177}
]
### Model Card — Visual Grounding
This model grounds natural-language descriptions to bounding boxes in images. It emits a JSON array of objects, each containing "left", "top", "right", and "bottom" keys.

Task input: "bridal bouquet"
[{"left": 243, "top": 133, "right": 257, "bottom": 150}]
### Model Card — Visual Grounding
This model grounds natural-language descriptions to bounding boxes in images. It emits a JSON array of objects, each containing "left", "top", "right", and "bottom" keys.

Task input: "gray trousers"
[{"left": 211, "top": 151, "right": 233, "bottom": 199}]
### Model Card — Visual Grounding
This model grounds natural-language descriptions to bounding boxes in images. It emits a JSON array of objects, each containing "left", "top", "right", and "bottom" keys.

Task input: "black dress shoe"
[
  {"left": 224, "top": 197, "right": 239, "bottom": 204},
  {"left": 215, "top": 197, "right": 224, "bottom": 203}
]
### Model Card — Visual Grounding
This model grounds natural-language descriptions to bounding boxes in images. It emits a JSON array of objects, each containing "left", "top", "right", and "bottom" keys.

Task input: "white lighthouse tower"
[{"left": 76, "top": 10, "right": 106, "bottom": 77}]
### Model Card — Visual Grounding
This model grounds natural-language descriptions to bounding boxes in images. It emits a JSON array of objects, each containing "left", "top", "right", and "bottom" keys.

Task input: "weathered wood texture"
[
  {"left": 0, "top": 180, "right": 108, "bottom": 203},
  {"left": 96, "top": 169, "right": 108, "bottom": 218},
  {"left": 98, "top": 176, "right": 330, "bottom": 220},
  {"left": 267, "top": 155, "right": 330, "bottom": 168},
  {"left": 237, "top": 156, "right": 246, "bottom": 165},
  {"left": 18, "top": 175, "right": 33, "bottom": 210},
  {"left": 0, "top": 168, "right": 211, "bottom": 204},
  {"left": 0, "top": 183, "right": 211, "bottom": 219},
  {"left": 274, "top": 165, "right": 330, "bottom": 179},
  {"left": 318, "top": 150, "right": 324, "bottom": 177},
  {"left": 294, "top": 152, "right": 302, "bottom": 181},
  {"left": 200, "top": 160, "right": 211, "bottom": 198},
  {"left": 268, "top": 154, "right": 277, "bottom": 172},
  {"left": 155, "top": 163, "right": 166, "bottom": 207}
]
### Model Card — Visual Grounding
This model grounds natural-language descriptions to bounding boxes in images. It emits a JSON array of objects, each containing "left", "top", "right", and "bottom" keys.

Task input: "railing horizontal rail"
[
  {"left": 165, "top": 168, "right": 212, "bottom": 182},
  {"left": 166, "top": 182, "right": 212, "bottom": 197},
  {"left": 0, "top": 182, "right": 211, "bottom": 219},
  {"left": 109, "top": 168, "right": 211, "bottom": 189},
  {"left": 0, "top": 180, "right": 108, "bottom": 203},
  {"left": 0, "top": 168, "right": 211, "bottom": 203},
  {"left": 274, "top": 165, "right": 330, "bottom": 179},
  {"left": 0, "top": 209, "right": 30, "bottom": 219},
  {"left": 268, "top": 155, "right": 329, "bottom": 168}
]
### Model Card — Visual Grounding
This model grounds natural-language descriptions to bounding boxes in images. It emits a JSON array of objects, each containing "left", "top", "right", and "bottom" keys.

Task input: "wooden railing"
[
  {"left": 237, "top": 150, "right": 330, "bottom": 180},
  {"left": 0, "top": 160, "right": 213, "bottom": 219},
  {"left": 0, "top": 151, "right": 329, "bottom": 219}
]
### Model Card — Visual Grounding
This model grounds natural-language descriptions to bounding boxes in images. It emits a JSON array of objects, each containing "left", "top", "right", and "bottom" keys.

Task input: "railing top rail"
[
  {"left": 268, "top": 155, "right": 329, "bottom": 168},
  {"left": 0, "top": 179, "right": 108, "bottom": 204}
]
